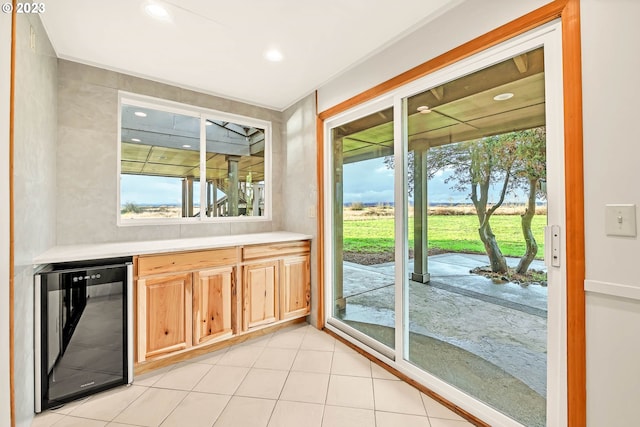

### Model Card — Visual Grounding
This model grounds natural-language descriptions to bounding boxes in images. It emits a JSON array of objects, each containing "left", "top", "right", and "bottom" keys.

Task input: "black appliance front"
[{"left": 34, "top": 258, "right": 133, "bottom": 412}]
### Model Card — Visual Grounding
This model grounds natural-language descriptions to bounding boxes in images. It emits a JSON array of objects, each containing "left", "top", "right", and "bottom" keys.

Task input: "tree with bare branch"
[
  {"left": 510, "top": 127, "right": 546, "bottom": 273},
  {"left": 427, "top": 135, "right": 517, "bottom": 273}
]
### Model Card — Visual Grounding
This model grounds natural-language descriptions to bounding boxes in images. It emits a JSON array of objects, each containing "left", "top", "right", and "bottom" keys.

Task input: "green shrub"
[
  {"left": 121, "top": 202, "right": 142, "bottom": 214},
  {"left": 350, "top": 201, "right": 365, "bottom": 211}
]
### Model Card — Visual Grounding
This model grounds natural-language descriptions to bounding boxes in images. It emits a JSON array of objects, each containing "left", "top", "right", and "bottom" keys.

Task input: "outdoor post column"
[
  {"left": 206, "top": 180, "right": 218, "bottom": 217},
  {"left": 411, "top": 149, "right": 430, "bottom": 283},
  {"left": 226, "top": 155, "right": 240, "bottom": 216},
  {"left": 252, "top": 182, "right": 260, "bottom": 216},
  {"left": 206, "top": 181, "right": 211, "bottom": 216},
  {"left": 334, "top": 137, "right": 345, "bottom": 310},
  {"left": 181, "top": 176, "right": 194, "bottom": 217},
  {"left": 211, "top": 180, "right": 218, "bottom": 217}
]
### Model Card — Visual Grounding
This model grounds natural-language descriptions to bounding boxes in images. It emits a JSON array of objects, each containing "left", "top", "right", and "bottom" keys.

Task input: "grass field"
[{"left": 343, "top": 214, "right": 547, "bottom": 259}]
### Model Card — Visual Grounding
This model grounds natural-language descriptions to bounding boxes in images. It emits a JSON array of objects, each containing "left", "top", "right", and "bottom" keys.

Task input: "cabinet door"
[
  {"left": 243, "top": 261, "right": 278, "bottom": 330},
  {"left": 137, "top": 273, "right": 192, "bottom": 361},
  {"left": 193, "top": 266, "right": 234, "bottom": 345},
  {"left": 280, "top": 255, "right": 311, "bottom": 320}
]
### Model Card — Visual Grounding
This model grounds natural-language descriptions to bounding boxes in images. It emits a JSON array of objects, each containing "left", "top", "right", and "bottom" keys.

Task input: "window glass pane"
[
  {"left": 120, "top": 105, "right": 201, "bottom": 219},
  {"left": 204, "top": 119, "right": 265, "bottom": 217},
  {"left": 331, "top": 106, "right": 396, "bottom": 350},
  {"left": 405, "top": 48, "right": 547, "bottom": 427},
  {"left": 119, "top": 99, "right": 271, "bottom": 222}
]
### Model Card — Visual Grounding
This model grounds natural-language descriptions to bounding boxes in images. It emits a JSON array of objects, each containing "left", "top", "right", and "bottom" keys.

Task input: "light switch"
[
  {"left": 605, "top": 204, "right": 637, "bottom": 237},
  {"left": 307, "top": 206, "right": 316, "bottom": 218},
  {"left": 30, "top": 25, "right": 36, "bottom": 51}
]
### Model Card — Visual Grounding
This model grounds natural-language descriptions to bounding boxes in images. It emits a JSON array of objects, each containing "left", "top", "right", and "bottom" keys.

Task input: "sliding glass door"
[
  {"left": 403, "top": 48, "right": 549, "bottom": 427},
  {"left": 325, "top": 24, "right": 565, "bottom": 427}
]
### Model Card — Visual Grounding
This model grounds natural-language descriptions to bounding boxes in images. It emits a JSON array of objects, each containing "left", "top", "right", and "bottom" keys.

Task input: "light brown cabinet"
[
  {"left": 241, "top": 241, "right": 311, "bottom": 331},
  {"left": 137, "top": 272, "right": 193, "bottom": 360},
  {"left": 135, "top": 239, "right": 310, "bottom": 364},
  {"left": 136, "top": 248, "right": 239, "bottom": 362},
  {"left": 280, "top": 255, "right": 311, "bottom": 320},
  {"left": 193, "top": 266, "right": 234, "bottom": 345},
  {"left": 243, "top": 261, "right": 278, "bottom": 330}
]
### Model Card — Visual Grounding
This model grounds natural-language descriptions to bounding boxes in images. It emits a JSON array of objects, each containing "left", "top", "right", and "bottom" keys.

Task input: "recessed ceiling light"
[
  {"left": 134, "top": 111, "right": 147, "bottom": 117},
  {"left": 265, "top": 49, "right": 283, "bottom": 62},
  {"left": 493, "top": 92, "right": 514, "bottom": 101},
  {"left": 131, "top": 138, "right": 141, "bottom": 142},
  {"left": 182, "top": 144, "right": 192, "bottom": 148},
  {"left": 144, "top": 3, "right": 171, "bottom": 21},
  {"left": 417, "top": 105, "right": 432, "bottom": 114}
]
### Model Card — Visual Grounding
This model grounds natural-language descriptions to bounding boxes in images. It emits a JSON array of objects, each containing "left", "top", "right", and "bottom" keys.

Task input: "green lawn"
[{"left": 343, "top": 214, "right": 546, "bottom": 259}]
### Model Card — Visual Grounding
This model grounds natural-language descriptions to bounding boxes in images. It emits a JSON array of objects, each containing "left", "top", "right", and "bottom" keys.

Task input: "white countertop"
[{"left": 33, "top": 231, "right": 313, "bottom": 264}]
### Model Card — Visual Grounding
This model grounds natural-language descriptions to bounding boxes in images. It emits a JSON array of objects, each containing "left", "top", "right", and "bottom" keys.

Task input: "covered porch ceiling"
[
  {"left": 335, "top": 47, "right": 545, "bottom": 164},
  {"left": 120, "top": 106, "right": 265, "bottom": 182}
]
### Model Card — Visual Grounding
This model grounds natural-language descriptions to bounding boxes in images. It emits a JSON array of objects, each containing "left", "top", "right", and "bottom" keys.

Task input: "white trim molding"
[{"left": 585, "top": 280, "right": 640, "bottom": 302}]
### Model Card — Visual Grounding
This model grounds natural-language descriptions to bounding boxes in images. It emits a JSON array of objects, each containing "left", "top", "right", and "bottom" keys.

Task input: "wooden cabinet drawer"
[
  {"left": 242, "top": 240, "right": 310, "bottom": 261},
  {"left": 138, "top": 248, "right": 238, "bottom": 277}
]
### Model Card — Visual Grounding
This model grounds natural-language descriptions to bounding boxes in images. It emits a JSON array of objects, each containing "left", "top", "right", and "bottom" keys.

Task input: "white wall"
[
  {"left": 56, "top": 60, "right": 284, "bottom": 245},
  {"left": 317, "top": 0, "right": 550, "bottom": 112},
  {"left": 581, "top": 1, "right": 640, "bottom": 425},
  {"left": 13, "top": 14, "right": 58, "bottom": 427},
  {"left": 282, "top": 94, "right": 319, "bottom": 326},
  {"left": 0, "top": 9, "right": 12, "bottom": 427}
]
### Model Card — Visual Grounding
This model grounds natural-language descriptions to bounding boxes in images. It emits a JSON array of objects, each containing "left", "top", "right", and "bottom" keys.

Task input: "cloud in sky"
[
  {"left": 342, "top": 157, "right": 530, "bottom": 205},
  {"left": 342, "top": 158, "right": 394, "bottom": 203},
  {"left": 342, "top": 157, "right": 469, "bottom": 204}
]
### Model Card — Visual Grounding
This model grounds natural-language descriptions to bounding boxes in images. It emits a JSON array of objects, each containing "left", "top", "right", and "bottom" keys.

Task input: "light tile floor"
[{"left": 32, "top": 323, "right": 474, "bottom": 427}]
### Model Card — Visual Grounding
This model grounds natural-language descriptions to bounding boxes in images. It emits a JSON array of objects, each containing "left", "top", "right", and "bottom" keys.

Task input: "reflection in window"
[
  {"left": 204, "top": 119, "right": 265, "bottom": 217},
  {"left": 119, "top": 99, "right": 268, "bottom": 222}
]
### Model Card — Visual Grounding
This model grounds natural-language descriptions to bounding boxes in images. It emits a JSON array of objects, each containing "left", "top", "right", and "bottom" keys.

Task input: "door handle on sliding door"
[{"left": 545, "top": 225, "right": 561, "bottom": 268}]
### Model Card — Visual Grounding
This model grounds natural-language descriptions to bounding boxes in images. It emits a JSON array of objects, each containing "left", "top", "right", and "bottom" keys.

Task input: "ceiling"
[{"left": 40, "top": 0, "right": 463, "bottom": 111}]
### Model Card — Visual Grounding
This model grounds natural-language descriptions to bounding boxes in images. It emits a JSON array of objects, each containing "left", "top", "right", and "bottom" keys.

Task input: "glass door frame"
[
  {"left": 323, "top": 21, "right": 567, "bottom": 427},
  {"left": 323, "top": 94, "right": 398, "bottom": 361}
]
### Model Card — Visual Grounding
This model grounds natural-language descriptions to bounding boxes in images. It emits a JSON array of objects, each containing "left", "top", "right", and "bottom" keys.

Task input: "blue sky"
[{"left": 121, "top": 175, "right": 200, "bottom": 206}]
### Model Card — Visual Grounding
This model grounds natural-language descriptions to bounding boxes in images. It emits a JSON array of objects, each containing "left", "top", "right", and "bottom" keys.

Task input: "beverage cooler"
[{"left": 34, "top": 258, "right": 133, "bottom": 412}]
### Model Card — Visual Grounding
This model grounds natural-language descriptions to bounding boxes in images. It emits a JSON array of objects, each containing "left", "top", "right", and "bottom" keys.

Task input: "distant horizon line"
[
  {"left": 342, "top": 201, "right": 546, "bottom": 207},
  {"left": 119, "top": 201, "right": 546, "bottom": 207}
]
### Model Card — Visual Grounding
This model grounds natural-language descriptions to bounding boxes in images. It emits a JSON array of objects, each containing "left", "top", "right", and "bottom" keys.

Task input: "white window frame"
[{"left": 117, "top": 92, "right": 272, "bottom": 226}]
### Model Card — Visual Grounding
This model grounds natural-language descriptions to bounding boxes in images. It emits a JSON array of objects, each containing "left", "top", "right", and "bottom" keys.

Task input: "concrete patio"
[{"left": 337, "top": 253, "right": 548, "bottom": 427}]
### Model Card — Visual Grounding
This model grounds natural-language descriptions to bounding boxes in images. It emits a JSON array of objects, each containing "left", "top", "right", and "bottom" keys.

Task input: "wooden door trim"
[
  {"left": 315, "top": 99, "right": 325, "bottom": 330},
  {"left": 315, "top": 0, "right": 585, "bottom": 425},
  {"left": 561, "top": 1, "right": 585, "bottom": 425},
  {"left": 9, "top": 2, "right": 16, "bottom": 426}
]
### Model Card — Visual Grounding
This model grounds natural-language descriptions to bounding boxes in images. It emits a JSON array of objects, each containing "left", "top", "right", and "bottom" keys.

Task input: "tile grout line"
[
  {"left": 371, "top": 371, "right": 379, "bottom": 427},
  {"left": 202, "top": 339, "right": 267, "bottom": 427},
  {"left": 154, "top": 368, "right": 206, "bottom": 427},
  {"left": 418, "top": 386, "right": 434, "bottom": 427}
]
